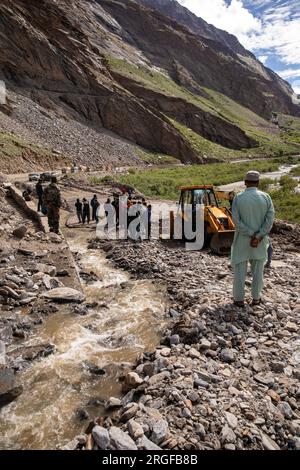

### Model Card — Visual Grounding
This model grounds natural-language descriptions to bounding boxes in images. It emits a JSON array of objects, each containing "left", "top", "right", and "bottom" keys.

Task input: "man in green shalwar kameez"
[{"left": 231, "top": 171, "right": 275, "bottom": 307}]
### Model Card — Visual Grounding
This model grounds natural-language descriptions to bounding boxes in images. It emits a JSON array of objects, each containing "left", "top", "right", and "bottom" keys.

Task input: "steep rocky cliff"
[
  {"left": 137, "top": 0, "right": 254, "bottom": 57},
  {"left": 136, "top": 0, "right": 296, "bottom": 109},
  {"left": 0, "top": 0, "right": 202, "bottom": 165},
  {"left": 0, "top": 0, "right": 299, "bottom": 169}
]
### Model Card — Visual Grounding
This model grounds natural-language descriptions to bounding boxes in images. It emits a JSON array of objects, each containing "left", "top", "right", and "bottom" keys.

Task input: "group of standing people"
[
  {"left": 73, "top": 193, "right": 152, "bottom": 239},
  {"left": 126, "top": 197, "right": 152, "bottom": 239},
  {"left": 75, "top": 195, "right": 100, "bottom": 225}
]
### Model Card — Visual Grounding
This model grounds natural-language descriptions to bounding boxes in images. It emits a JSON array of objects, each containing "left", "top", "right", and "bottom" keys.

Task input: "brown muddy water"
[{"left": 0, "top": 228, "right": 167, "bottom": 450}]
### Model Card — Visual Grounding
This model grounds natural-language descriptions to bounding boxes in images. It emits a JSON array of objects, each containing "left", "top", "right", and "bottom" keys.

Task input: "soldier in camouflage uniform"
[{"left": 43, "top": 176, "right": 62, "bottom": 234}]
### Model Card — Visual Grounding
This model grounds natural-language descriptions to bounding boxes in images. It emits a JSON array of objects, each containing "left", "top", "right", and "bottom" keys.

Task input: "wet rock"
[
  {"left": 105, "top": 397, "right": 122, "bottom": 409},
  {"left": 76, "top": 408, "right": 90, "bottom": 421},
  {"left": 84, "top": 361, "right": 106, "bottom": 376},
  {"left": 220, "top": 348, "right": 236, "bottom": 363},
  {"left": 92, "top": 426, "right": 110, "bottom": 449},
  {"left": 76, "top": 434, "right": 87, "bottom": 445},
  {"left": 123, "top": 371, "right": 143, "bottom": 390},
  {"left": 7, "top": 343, "right": 55, "bottom": 364},
  {"left": 57, "top": 269, "right": 70, "bottom": 277},
  {"left": 151, "top": 419, "right": 169, "bottom": 445},
  {"left": 0, "top": 367, "right": 23, "bottom": 408},
  {"left": 61, "top": 438, "right": 79, "bottom": 450},
  {"left": 41, "top": 287, "right": 85, "bottom": 303},
  {"left": 73, "top": 305, "right": 89, "bottom": 316},
  {"left": 109, "top": 427, "right": 137, "bottom": 450}
]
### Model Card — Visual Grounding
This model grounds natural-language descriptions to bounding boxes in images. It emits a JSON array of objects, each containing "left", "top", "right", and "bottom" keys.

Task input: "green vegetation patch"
[
  {"left": 290, "top": 165, "right": 300, "bottom": 176},
  {"left": 116, "top": 159, "right": 283, "bottom": 200},
  {"left": 269, "top": 176, "right": 300, "bottom": 224},
  {"left": 172, "top": 121, "right": 298, "bottom": 161}
]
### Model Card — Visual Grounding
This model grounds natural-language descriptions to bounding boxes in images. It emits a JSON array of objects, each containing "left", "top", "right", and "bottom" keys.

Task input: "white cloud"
[
  {"left": 258, "top": 55, "right": 268, "bottom": 64},
  {"left": 244, "top": 16, "right": 300, "bottom": 65},
  {"left": 178, "top": 0, "right": 262, "bottom": 37},
  {"left": 292, "top": 80, "right": 300, "bottom": 95},
  {"left": 178, "top": 0, "right": 300, "bottom": 66},
  {"left": 276, "top": 68, "right": 300, "bottom": 80}
]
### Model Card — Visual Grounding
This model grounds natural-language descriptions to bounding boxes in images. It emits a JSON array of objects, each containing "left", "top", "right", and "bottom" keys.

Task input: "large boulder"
[
  {"left": 0, "top": 367, "right": 23, "bottom": 408},
  {"left": 109, "top": 427, "right": 138, "bottom": 450},
  {"left": 92, "top": 426, "right": 110, "bottom": 450},
  {"left": 41, "top": 287, "right": 85, "bottom": 303}
]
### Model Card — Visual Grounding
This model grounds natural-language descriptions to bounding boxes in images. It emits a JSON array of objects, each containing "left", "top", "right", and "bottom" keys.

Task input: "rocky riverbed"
[
  {"left": 78, "top": 225, "right": 300, "bottom": 451},
  {"left": 0, "top": 187, "right": 83, "bottom": 411}
]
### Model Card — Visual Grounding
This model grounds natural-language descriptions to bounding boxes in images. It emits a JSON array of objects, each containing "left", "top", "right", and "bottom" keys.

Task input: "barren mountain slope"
[{"left": 0, "top": 0, "right": 299, "bottom": 171}]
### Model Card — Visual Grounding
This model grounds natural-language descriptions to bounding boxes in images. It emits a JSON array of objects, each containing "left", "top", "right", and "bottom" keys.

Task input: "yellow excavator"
[{"left": 170, "top": 185, "right": 235, "bottom": 255}]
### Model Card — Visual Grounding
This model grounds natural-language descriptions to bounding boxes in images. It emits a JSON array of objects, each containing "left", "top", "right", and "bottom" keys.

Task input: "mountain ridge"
[{"left": 0, "top": 0, "right": 299, "bottom": 170}]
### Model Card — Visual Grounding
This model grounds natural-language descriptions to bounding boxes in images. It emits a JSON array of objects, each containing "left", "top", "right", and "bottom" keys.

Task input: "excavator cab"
[{"left": 177, "top": 185, "right": 235, "bottom": 255}]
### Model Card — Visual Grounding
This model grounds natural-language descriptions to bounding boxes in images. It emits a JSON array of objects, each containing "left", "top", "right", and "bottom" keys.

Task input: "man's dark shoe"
[{"left": 234, "top": 301, "right": 245, "bottom": 308}]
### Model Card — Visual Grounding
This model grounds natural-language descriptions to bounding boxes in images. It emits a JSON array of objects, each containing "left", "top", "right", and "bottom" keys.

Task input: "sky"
[{"left": 178, "top": 0, "right": 300, "bottom": 95}]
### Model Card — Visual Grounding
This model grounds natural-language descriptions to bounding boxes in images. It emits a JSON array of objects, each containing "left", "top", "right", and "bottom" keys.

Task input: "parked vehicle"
[
  {"left": 28, "top": 173, "right": 40, "bottom": 182},
  {"left": 40, "top": 172, "right": 54, "bottom": 182}
]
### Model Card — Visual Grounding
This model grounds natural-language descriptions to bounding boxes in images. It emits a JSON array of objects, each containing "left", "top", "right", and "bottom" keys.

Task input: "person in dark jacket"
[
  {"left": 94, "top": 197, "right": 100, "bottom": 223},
  {"left": 43, "top": 177, "right": 61, "bottom": 234},
  {"left": 75, "top": 198, "right": 83, "bottom": 223},
  {"left": 82, "top": 198, "right": 90, "bottom": 225},
  {"left": 147, "top": 204, "right": 152, "bottom": 239},
  {"left": 90, "top": 195, "right": 98, "bottom": 221},
  {"left": 36, "top": 179, "right": 44, "bottom": 212}
]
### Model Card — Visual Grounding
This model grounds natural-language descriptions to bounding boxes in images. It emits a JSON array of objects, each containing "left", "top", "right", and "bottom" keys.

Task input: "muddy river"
[{"left": 0, "top": 227, "right": 167, "bottom": 450}]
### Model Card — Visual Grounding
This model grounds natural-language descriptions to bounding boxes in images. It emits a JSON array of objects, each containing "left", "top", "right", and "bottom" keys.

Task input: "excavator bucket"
[{"left": 210, "top": 231, "right": 234, "bottom": 255}]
